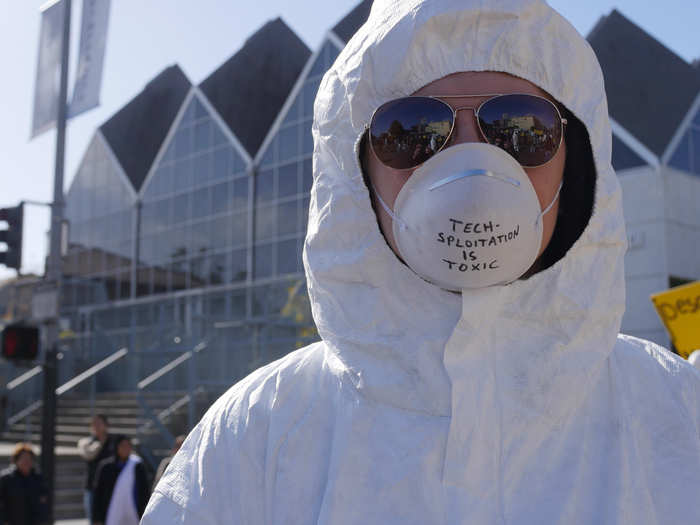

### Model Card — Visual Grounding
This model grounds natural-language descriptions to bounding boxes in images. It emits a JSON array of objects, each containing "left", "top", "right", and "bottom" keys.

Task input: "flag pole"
[{"left": 41, "top": 0, "right": 71, "bottom": 521}]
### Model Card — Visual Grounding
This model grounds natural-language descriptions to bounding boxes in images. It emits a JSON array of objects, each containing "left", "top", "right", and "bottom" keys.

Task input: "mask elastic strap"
[
  {"left": 535, "top": 180, "right": 564, "bottom": 226},
  {"left": 371, "top": 183, "right": 409, "bottom": 231}
]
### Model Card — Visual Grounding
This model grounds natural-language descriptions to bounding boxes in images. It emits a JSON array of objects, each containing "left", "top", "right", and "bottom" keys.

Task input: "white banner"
[
  {"left": 69, "top": 0, "right": 111, "bottom": 118},
  {"left": 30, "top": 0, "right": 66, "bottom": 138}
]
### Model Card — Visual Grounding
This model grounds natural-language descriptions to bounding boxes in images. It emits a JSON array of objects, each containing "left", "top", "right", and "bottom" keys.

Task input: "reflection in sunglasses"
[
  {"left": 478, "top": 95, "right": 561, "bottom": 167},
  {"left": 370, "top": 94, "right": 562, "bottom": 170},
  {"left": 370, "top": 98, "right": 453, "bottom": 170}
]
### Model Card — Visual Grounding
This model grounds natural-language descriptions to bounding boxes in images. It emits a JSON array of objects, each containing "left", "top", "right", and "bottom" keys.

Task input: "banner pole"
[{"left": 42, "top": 0, "right": 71, "bottom": 522}]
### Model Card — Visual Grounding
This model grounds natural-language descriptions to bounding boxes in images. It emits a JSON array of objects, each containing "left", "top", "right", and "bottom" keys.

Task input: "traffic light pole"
[
  {"left": 39, "top": 347, "right": 57, "bottom": 522},
  {"left": 42, "top": 0, "right": 72, "bottom": 522}
]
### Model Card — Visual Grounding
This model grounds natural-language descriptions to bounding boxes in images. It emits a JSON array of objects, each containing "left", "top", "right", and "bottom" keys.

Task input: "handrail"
[
  {"left": 6, "top": 366, "right": 43, "bottom": 391},
  {"left": 137, "top": 342, "right": 206, "bottom": 391},
  {"left": 136, "top": 339, "right": 211, "bottom": 446},
  {"left": 213, "top": 316, "right": 306, "bottom": 330},
  {"left": 56, "top": 347, "right": 128, "bottom": 396},
  {"left": 137, "top": 388, "right": 203, "bottom": 436},
  {"left": 7, "top": 401, "right": 43, "bottom": 427},
  {"left": 5, "top": 348, "right": 129, "bottom": 425},
  {"left": 137, "top": 352, "right": 191, "bottom": 390}
]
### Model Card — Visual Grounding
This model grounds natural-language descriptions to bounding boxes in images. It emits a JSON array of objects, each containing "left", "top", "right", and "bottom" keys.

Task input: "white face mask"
[{"left": 373, "top": 143, "right": 562, "bottom": 291}]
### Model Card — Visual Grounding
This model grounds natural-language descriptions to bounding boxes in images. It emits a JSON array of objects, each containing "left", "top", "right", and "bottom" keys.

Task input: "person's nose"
[{"left": 449, "top": 107, "right": 484, "bottom": 146}]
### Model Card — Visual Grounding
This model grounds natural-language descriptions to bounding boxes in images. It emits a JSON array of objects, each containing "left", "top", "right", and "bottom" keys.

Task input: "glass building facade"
[
  {"left": 138, "top": 94, "right": 250, "bottom": 295},
  {"left": 59, "top": 38, "right": 341, "bottom": 392},
  {"left": 63, "top": 133, "right": 135, "bottom": 306},
  {"left": 668, "top": 108, "right": 700, "bottom": 175}
]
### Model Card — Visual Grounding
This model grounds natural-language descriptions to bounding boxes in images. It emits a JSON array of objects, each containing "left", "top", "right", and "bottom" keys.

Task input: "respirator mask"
[{"left": 372, "top": 142, "right": 562, "bottom": 290}]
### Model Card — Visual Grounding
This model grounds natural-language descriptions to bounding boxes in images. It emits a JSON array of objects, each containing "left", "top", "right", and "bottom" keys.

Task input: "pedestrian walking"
[
  {"left": 92, "top": 435, "right": 149, "bottom": 525},
  {"left": 77, "top": 414, "right": 116, "bottom": 521},
  {"left": 0, "top": 443, "right": 49, "bottom": 525}
]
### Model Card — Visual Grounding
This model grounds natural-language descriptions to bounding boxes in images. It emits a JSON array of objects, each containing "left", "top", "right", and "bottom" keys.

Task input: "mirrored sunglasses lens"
[
  {"left": 478, "top": 94, "right": 562, "bottom": 167},
  {"left": 370, "top": 97, "right": 453, "bottom": 170}
]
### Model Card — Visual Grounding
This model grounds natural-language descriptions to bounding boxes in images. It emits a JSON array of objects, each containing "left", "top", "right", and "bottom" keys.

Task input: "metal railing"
[
  {"left": 6, "top": 366, "right": 43, "bottom": 391},
  {"left": 136, "top": 340, "right": 208, "bottom": 446},
  {"left": 4, "top": 365, "right": 45, "bottom": 438},
  {"left": 3, "top": 340, "right": 210, "bottom": 453},
  {"left": 4, "top": 348, "right": 129, "bottom": 428},
  {"left": 137, "top": 387, "right": 205, "bottom": 436},
  {"left": 136, "top": 343, "right": 204, "bottom": 391},
  {"left": 2, "top": 313, "right": 315, "bottom": 469},
  {"left": 56, "top": 347, "right": 128, "bottom": 396}
]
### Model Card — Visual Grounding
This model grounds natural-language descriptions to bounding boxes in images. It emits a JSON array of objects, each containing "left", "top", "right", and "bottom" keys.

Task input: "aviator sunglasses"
[{"left": 369, "top": 93, "right": 567, "bottom": 170}]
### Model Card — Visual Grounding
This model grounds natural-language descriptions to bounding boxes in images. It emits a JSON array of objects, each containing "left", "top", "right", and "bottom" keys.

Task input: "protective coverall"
[{"left": 142, "top": 1, "right": 700, "bottom": 523}]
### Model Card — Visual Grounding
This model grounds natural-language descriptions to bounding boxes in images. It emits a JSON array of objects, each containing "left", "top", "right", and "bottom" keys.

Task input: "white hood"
[
  {"left": 143, "top": 2, "right": 700, "bottom": 523},
  {"left": 307, "top": 0, "right": 624, "bottom": 429}
]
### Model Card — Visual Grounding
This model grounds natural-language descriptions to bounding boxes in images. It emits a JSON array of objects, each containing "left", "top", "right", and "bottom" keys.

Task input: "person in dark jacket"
[
  {"left": 77, "top": 414, "right": 117, "bottom": 521},
  {"left": 91, "top": 435, "right": 149, "bottom": 525},
  {"left": 0, "top": 443, "right": 48, "bottom": 525}
]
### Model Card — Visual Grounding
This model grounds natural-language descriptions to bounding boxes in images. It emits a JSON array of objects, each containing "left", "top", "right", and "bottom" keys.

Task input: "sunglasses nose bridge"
[{"left": 449, "top": 106, "right": 484, "bottom": 145}]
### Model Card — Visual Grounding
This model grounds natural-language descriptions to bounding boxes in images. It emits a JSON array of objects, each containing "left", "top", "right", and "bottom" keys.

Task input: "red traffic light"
[{"left": 1, "top": 324, "right": 39, "bottom": 361}]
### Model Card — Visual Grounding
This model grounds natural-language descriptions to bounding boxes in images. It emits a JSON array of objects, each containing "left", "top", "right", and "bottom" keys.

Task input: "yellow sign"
[{"left": 651, "top": 281, "right": 700, "bottom": 359}]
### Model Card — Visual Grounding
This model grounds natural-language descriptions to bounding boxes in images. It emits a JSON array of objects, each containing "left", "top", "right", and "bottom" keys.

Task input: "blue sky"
[{"left": 1, "top": 0, "right": 697, "bottom": 280}]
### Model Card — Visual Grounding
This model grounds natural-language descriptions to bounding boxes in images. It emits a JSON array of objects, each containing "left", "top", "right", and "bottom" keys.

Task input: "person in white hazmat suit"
[{"left": 142, "top": 0, "right": 700, "bottom": 523}]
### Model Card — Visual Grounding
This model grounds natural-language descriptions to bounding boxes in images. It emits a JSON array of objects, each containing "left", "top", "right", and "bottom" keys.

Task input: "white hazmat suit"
[{"left": 142, "top": 1, "right": 700, "bottom": 523}]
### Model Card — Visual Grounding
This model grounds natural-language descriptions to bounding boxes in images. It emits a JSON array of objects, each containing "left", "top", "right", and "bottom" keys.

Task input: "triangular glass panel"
[
  {"left": 611, "top": 134, "right": 647, "bottom": 172},
  {"left": 692, "top": 127, "right": 700, "bottom": 174},
  {"left": 668, "top": 131, "right": 691, "bottom": 172},
  {"left": 692, "top": 107, "right": 700, "bottom": 127}
]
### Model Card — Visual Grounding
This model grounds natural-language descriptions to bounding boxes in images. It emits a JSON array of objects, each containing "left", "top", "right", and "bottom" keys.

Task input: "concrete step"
[
  {"left": 42, "top": 400, "right": 179, "bottom": 410},
  {"left": 50, "top": 406, "right": 175, "bottom": 417},
  {"left": 57, "top": 472, "right": 84, "bottom": 483},
  {"left": 35, "top": 406, "right": 172, "bottom": 417},
  {"left": 13, "top": 424, "right": 146, "bottom": 436},
  {"left": 86, "top": 391, "right": 186, "bottom": 398},
  {"left": 16, "top": 402, "right": 179, "bottom": 422},
  {"left": 57, "top": 463, "right": 85, "bottom": 474},
  {"left": 55, "top": 503, "right": 86, "bottom": 521},
  {"left": 55, "top": 487, "right": 84, "bottom": 503},
  {"left": 56, "top": 464, "right": 84, "bottom": 474},
  {"left": 1, "top": 432, "right": 93, "bottom": 447},
  {"left": 1, "top": 430, "right": 151, "bottom": 447},
  {"left": 26, "top": 415, "right": 148, "bottom": 426},
  {"left": 52, "top": 468, "right": 84, "bottom": 484},
  {"left": 10, "top": 391, "right": 185, "bottom": 410}
]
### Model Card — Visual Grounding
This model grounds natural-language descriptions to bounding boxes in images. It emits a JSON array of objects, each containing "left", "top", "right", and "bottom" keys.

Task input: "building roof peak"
[
  {"left": 199, "top": 17, "right": 311, "bottom": 158},
  {"left": 587, "top": 8, "right": 700, "bottom": 156},
  {"left": 332, "top": 0, "right": 373, "bottom": 43},
  {"left": 99, "top": 65, "right": 191, "bottom": 191}
]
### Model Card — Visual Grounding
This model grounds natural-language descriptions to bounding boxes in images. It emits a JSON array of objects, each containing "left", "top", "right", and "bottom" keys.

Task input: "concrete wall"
[{"left": 618, "top": 165, "right": 669, "bottom": 346}]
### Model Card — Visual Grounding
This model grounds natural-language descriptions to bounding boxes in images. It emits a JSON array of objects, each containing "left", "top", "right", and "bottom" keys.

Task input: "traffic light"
[
  {"left": 0, "top": 203, "right": 24, "bottom": 271},
  {"left": 1, "top": 323, "right": 40, "bottom": 361}
]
